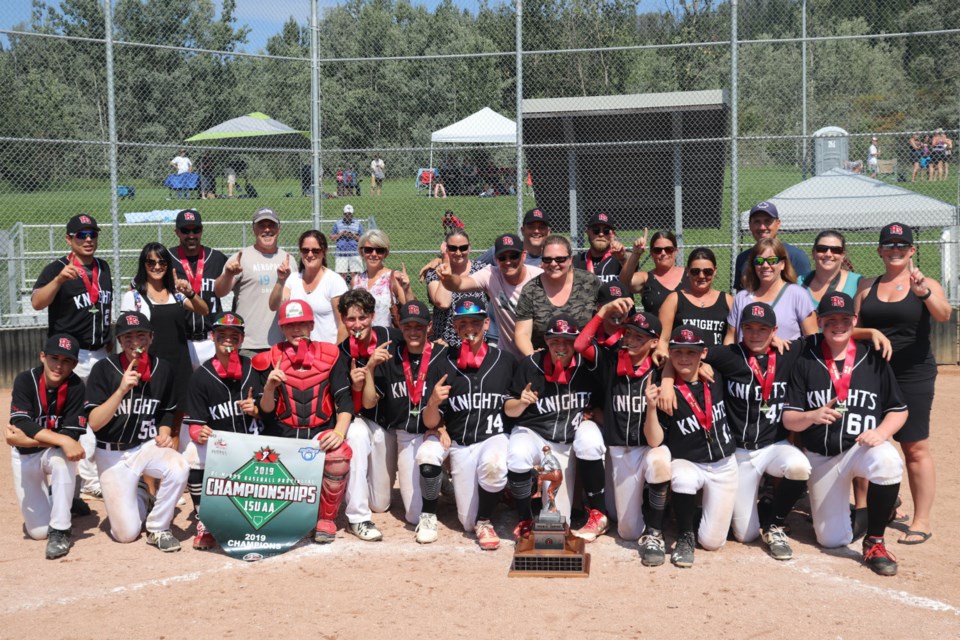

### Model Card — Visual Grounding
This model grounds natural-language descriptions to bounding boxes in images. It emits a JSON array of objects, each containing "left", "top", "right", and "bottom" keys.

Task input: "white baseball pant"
[
  {"left": 671, "top": 455, "right": 739, "bottom": 551},
  {"left": 609, "top": 445, "right": 673, "bottom": 540},
  {"left": 187, "top": 339, "right": 216, "bottom": 370},
  {"left": 731, "top": 441, "right": 812, "bottom": 542},
  {"left": 11, "top": 448, "right": 77, "bottom": 539},
  {"left": 97, "top": 440, "right": 189, "bottom": 543},
  {"left": 344, "top": 417, "right": 395, "bottom": 524},
  {"left": 74, "top": 347, "right": 107, "bottom": 495},
  {"left": 396, "top": 431, "right": 425, "bottom": 525},
  {"left": 179, "top": 438, "right": 206, "bottom": 471},
  {"left": 806, "top": 442, "right": 903, "bottom": 548},
  {"left": 416, "top": 433, "right": 509, "bottom": 531}
]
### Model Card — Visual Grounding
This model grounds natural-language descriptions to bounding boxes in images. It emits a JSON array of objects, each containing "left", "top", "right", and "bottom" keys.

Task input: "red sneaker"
[
  {"left": 192, "top": 520, "right": 216, "bottom": 550},
  {"left": 474, "top": 519, "right": 501, "bottom": 551},
  {"left": 315, "top": 519, "right": 337, "bottom": 544},
  {"left": 573, "top": 509, "right": 609, "bottom": 542}
]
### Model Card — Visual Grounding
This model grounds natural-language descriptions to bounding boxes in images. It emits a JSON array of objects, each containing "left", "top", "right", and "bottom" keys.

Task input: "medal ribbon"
[
  {"left": 456, "top": 342, "right": 489, "bottom": 369},
  {"left": 676, "top": 380, "right": 713, "bottom": 433},
  {"left": 38, "top": 374, "right": 69, "bottom": 430},
  {"left": 349, "top": 331, "right": 377, "bottom": 360},
  {"left": 597, "top": 327, "right": 623, "bottom": 347},
  {"left": 543, "top": 351, "right": 575, "bottom": 384},
  {"left": 120, "top": 351, "right": 152, "bottom": 383},
  {"left": 586, "top": 250, "right": 612, "bottom": 274},
  {"left": 177, "top": 246, "right": 205, "bottom": 295},
  {"left": 69, "top": 253, "right": 100, "bottom": 306},
  {"left": 747, "top": 348, "right": 777, "bottom": 406},
  {"left": 616, "top": 351, "right": 653, "bottom": 379},
  {"left": 212, "top": 350, "right": 243, "bottom": 381},
  {"left": 821, "top": 338, "right": 857, "bottom": 404},
  {"left": 402, "top": 342, "right": 433, "bottom": 405}
]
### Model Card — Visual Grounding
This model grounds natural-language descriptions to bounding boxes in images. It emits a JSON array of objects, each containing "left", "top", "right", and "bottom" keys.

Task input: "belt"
[
  {"left": 96, "top": 441, "right": 139, "bottom": 452},
  {"left": 188, "top": 332, "right": 209, "bottom": 341},
  {"left": 740, "top": 441, "right": 764, "bottom": 451}
]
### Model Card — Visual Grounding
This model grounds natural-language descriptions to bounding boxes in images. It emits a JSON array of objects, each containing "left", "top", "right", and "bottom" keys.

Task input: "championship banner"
[{"left": 201, "top": 431, "right": 325, "bottom": 561}]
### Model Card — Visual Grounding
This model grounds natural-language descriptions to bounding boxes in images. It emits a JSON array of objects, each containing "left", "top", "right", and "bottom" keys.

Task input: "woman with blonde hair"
[{"left": 353, "top": 229, "right": 413, "bottom": 328}]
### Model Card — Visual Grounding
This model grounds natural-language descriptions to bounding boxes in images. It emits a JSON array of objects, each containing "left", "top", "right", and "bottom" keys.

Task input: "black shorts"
[
  {"left": 910, "top": 149, "right": 921, "bottom": 163},
  {"left": 892, "top": 375, "right": 936, "bottom": 443},
  {"left": 931, "top": 150, "right": 946, "bottom": 163}
]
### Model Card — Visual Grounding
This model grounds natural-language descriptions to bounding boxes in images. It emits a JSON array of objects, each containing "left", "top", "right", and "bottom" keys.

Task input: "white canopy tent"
[{"left": 429, "top": 107, "right": 517, "bottom": 168}]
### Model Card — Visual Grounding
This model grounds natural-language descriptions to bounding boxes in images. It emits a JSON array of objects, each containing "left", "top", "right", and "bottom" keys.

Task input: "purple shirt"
[{"left": 727, "top": 284, "right": 815, "bottom": 342}]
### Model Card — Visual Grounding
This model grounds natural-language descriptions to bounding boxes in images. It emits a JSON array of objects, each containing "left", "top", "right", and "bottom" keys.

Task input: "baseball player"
[
  {"left": 783, "top": 293, "right": 906, "bottom": 576},
  {"left": 504, "top": 314, "right": 602, "bottom": 540},
  {"left": 84, "top": 311, "right": 189, "bottom": 551},
  {"left": 6, "top": 334, "right": 86, "bottom": 559},
  {"left": 181, "top": 312, "right": 263, "bottom": 550},
  {"left": 361, "top": 300, "right": 448, "bottom": 541},
  {"left": 574, "top": 298, "right": 672, "bottom": 564},
  {"left": 254, "top": 299, "right": 355, "bottom": 544},
  {"left": 646, "top": 325, "right": 738, "bottom": 568},
  {"left": 420, "top": 299, "right": 517, "bottom": 550}
]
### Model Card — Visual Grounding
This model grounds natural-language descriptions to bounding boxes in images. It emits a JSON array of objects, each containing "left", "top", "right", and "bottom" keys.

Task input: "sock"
[
  {"left": 188, "top": 469, "right": 204, "bottom": 509},
  {"left": 645, "top": 481, "right": 668, "bottom": 532},
  {"left": 419, "top": 464, "right": 442, "bottom": 515},
  {"left": 768, "top": 478, "right": 807, "bottom": 529},
  {"left": 672, "top": 491, "right": 697, "bottom": 535},
  {"left": 578, "top": 458, "right": 606, "bottom": 513},
  {"left": 508, "top": 470, "right": 534, "bottom": 521},
  {"left": 866, "top": 481, "right": 900, "bottom": 539},
  {"left": 477, "top": 487, "right": 501, "bottom": 522}
]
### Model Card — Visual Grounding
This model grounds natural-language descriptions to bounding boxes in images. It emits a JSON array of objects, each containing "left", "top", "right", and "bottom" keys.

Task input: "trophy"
[{"left": 509, "top": 446, "right": 590, "bottom": 577}]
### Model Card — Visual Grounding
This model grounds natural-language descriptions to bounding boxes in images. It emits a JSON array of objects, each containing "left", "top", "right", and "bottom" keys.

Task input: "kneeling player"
[
  {"left": 6, "top": 334, "right": 86, "bottom": 559},
  {"left": 504, "top": 314, "right": 601, "bottom": 540},
  {"left": 255, "top": 300, "right": 355, "bottom": 544},
  {"left": 420, "top": 299, "right": 516, "bottom": 550},
  {"left": 784, "top": 293, "right": 906, "bottom": 576},
  {"left": 85, "top": 312, "right": 189, "bottom": 551},
  {"left": 181, "top": 313, "right": 262, "bottom": 550}
]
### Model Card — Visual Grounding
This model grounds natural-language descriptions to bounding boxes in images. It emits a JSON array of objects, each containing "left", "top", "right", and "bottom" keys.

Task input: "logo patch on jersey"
[
  {"left": 59, "top": 337, "right": 72, "bottom": 350},
  {"left": 890, "top": 224, "right": 903, "bottom": 236}
]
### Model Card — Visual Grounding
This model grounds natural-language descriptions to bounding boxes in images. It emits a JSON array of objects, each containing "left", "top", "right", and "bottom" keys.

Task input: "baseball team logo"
[
  {"left": 184, "top": 211, "right": 196, "bottom": 221},
  {"left": 751, "top": 306, "right": 765, "bottom": 317},
  {"left": 407, "top": 304, "right": 419, "bottom": 314},
  {"left": 531, "top": 209, "right": 543, "bottom": 219},
  {"left": 218, "top": 313, "right": 240, "bottom": 326},
  {"left": 461, "top": 301, "right": 476, "bottom": 312},
  {"left": 639, "top": 316, "right": 649, "bottom": 328},
  {"left": 501, "top": 236, "right": 515, "bottom": 246},
  {"left": 597, "top": 213, "right": 609, "bottom": 222},
  {"left": 830, "top": 295, "right": 846, "bottom": 308},
  {"left": 79, "top": 215, "right": 92, "bottom": 224},
  {"left": 681, "top": 329, "right": 695, "bottom": 342},
  {"left": 554, "top": 319, "right": 570, "bottom": 333},
  {"left": 890, "top": 224, "right": 903, "bottom": 236},
  {"left": 58, "top": 337, "right": 72, "bottom": 350},
  {"left": 757, "top": 202, "right": 770, "bottom": 210},
  {"left": 285, "top": 302, "right": 304, "bottom": 319},
  {"left": 127, "top": 315, "right": 140, "bottom": 326},
  {"left": 609, "top": 285, "right": 622, "bottom": 297},
  {"left": 298, "top": 447, "right": 321, "bottom": 461}
]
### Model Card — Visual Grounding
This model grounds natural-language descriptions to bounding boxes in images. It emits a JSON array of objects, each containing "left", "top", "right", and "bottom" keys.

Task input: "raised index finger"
[{"left": 438, "top": 373, "right": 448, "bottom": 386}]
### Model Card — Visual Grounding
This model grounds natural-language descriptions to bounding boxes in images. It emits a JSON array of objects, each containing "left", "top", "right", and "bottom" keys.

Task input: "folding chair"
[{"left": 416, "top": 169, "right": 434, "bottom": 195}]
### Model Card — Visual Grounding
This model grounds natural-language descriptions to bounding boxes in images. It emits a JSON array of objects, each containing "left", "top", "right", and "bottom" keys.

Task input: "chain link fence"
[{"left": 1, "top": 0, "right": 958, "bottom": 329}]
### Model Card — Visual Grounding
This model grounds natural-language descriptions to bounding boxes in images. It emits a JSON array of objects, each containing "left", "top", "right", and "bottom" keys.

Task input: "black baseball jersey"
[
  {"left": 427, "top": 346, "right": 517, "bottom": 446},
  {"left": 572, "top": 251, "right": 622, "bottom": 284},
  {"left": 182, "top": 357, "right": 263, "bottom": 435},
  {"left": 705, "top": 341, "right": 805, "bottom": 449},
  {"left": 508, "top": 351, "right": 599, "bottom": 444},
  {"left": 167, "top": 245, "right": 227, "bottom": 334},
  {"left": 33, "top": 257, "right": 113, "bottom": 349},
  {"left": 592, "top": 345, "right": 657, "bottom": 447},
  {"left": 653, "top": 370, "right": 735, "bottom": 463},
  {"left": 784, "top": 336, "right": 907, "bottom": 456},
  {"left": 84, "top": 355, "right": 176, "bottom": 445},
  {"left": 372, "top": 342, "right": 449, "bottom": 434},
  {"left": 338, "top": 326, "right": 401, "bottom": 424},
  {"left": 9, "top": 367, "right": 86, "bottom": 455}
]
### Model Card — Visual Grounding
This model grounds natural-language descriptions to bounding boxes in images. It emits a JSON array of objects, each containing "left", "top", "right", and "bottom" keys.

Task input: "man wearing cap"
[
  {"left": 360, "top": 300, "right": 449, "bottom": 542},
  {"left": 420, "top": 299, "right": 518, "bottom": 550},
  {"left": 215, "top": 208, "right": 290, "bottom": 355},
  {"left": 733, "top": 202, "right": 810, "bottom": 291},
  {"left": 784, "top": 292, "right": 907, "bottom": 576},
  {"left": 5, "top": 334, "right": 87, "bottom": 559},
  {"left": 254, "top": 299, "right": 356, "bottom": 544},
  {"left": 504, "top": 313, "right": 603, "bottom": 541},
  {"left": 331, "top": 204, "right": 364, "bottom": 286},
  {"left": 85, "top": 311, "right": 188, "bottom": 552},
  {"left": 572, "top": 211, "right": 626, "bottom": 284},
  {"left": 167, "top": 209, "right": 228, "bottom": 369},
  {"left": 181, "top": 312, "right": 263, "bottom": 550},
  {"left": 435, "top": 233, "right": 543, "bottom": 358}
]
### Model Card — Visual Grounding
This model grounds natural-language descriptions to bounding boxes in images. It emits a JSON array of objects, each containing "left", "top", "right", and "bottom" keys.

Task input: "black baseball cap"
[
  {"left": 66, "top": 214, "right": 100, "bottom": 235},
  {"left": 452, "top": 298, "right": 486, "bottom": 318},
  {"left": 749, "top": 201, "right": 779, "bottom": 219},
  {"left": 817, "top": 292, "right": 856, "bottom": 317},
  {"left": 211, "top": 312, "right": 245, "bottom": 333},
  {"left": 523, "top": 208, "right": 548, "bottom": 226},
  {"left": 398, "top": 300, "right": 431, "bottom": 326},
  {"left": 622, "top": 311, "right": 660, "bottom": 337},
  {"left": 740, "top": 302, "right": 777, "bottom": 328},
  {"left": 587, "top": 211, "right": 615, "bottom": 229},
  {"left": 544, "top": 313, "right": 580, "bottom": 338},
  {"left": 494, "top": 233, "right": 523, "bottom": 257},
  {"left": 115, "top": 311, "right": 154, "bottom": 337},
  {"left": 879, "top": 222, "right": 913, "bottom": 245},
  {"left": 668, "top": 325, "right": 706, "bottom": 349},
  {"left": 43, "top": 333, "right": 80, "bottom": 361},
  {"left": 176, "top": 209, "right": 202, "bottom": 230},
  {"left": 597, "top": 281, "right": 633, "bottom": 307}
]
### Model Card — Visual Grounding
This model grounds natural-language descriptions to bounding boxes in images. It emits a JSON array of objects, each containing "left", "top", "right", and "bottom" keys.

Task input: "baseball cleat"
[
  {"left": 314, "top": 519, "right": 337, "bottom": 544},
  {"left": 81, "top": 486, "right": 103, "bottom": 499},
  {"left": 193, "top": 521, "right": 216, "bottom": 550},
  {"left": 671, "top": 531, "right": 696, "bottom": 568},
  {"left": 45, "top": 528, "right": 71, "bottom": 560},
  {"left": 862, "top": 536, "right": 898, "bottom": 576},
  {"left": 573, "top": 509, "right": 609, "bottom": 542},
  {"left": 474, "top": 519, "right": 501, "bottom": 550},
  {"left": 513, "top": 519, "right": 533, "bottom": 542},
  {"left": 762, "top": 524, "right": 793, "bottom": 561},
  {"left": 415, "top": 513, "right": 439, "bottom": 544},
  {"left": 348, "top": 520, "right": 383, "bottom": 542},
  {"left": 70, "top": 497, "right": 92, "bottom": 517},
  {"left": 146, "top": 530, "right": 181, "bottom": 552},
  {"left": 638, "top": 528, "right": 666, "bottom": 567}
]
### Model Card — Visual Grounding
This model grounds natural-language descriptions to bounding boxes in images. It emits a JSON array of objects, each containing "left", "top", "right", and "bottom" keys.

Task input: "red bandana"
[
  {"left": 597, "top": 327, "right": 623, "bottom": 347},
  {"left": 456, "top": 342, "right": 488, "bottom": 369},
  {"left": 120, "top": 351, "right": 152, "bottom": 383},
  {"left": 543, "top": 351, "right": 575, "bottom": 384},
  {"left": 616, "top": 351, "right": 653, "bottom": 379},
  {"left": 212, "top": 350, "right": 243, "bottom": 381},
  {"left": 38, "top": 374, "right": 69, "bottom": 430},
  {"left": 349, "top": 330, "right": 377, "bottom": 360}
]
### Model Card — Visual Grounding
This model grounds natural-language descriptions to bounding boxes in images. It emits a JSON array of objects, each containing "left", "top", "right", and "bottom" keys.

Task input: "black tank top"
[
  {"left": 641, "top": 270, "right": 689, "bottom": 315},
  {"left": 674, "top": 291, "right": 730, "bottom": 347},
  {"left": 859, "top": 279, "right": 935, "bottom": 380}
]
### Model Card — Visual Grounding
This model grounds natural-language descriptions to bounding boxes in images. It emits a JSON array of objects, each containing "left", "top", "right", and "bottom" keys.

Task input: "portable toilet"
[{"left": 813, "top": 126, "right": 849, "bottom": 175}]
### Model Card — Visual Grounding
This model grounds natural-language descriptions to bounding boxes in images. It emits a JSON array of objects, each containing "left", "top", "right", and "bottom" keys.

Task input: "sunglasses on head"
[
  {"left": 814, "top": 244, "right": 844, "bottom": 255},
  {"left": 651, "top": 246, "right": 676, "bottom": 255},
  {"left": 497, "top": 252, "right": 522, "bottom": 262},
  {"left": 180, "top": 227, "right": 202, "bottom": 235},
  {"left": 145, "top": 258, "right": 168, "bottom": 268},
  {"left": 447, "top": 244, "right": 470, "bottom": 253},
  {"left": 300, "top": 247, "right": 324, "bottom": 255},
  {"left": 73, "top": 230, "right": 98, "bottom": 241},
  {"left": 753, "top": 256, "right": 782, "bottom": 266},
  {"left": 541, "top": 255, "right": 570, "bottom": 265},
  {"left": 688, "top": 267, "right": 715, "bottom": 277},
  {"left": 362, "top": 246, "right": 387, "bottom": 255},
  {"left": 880, "top": 242, "right": 912, "bottom": 250},
  {"left": 590, "top": 226, "right": 613, "bottom": 235}
]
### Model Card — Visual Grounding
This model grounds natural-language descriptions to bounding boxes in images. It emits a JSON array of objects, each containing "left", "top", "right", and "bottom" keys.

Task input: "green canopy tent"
[{"left": 184, "top": 112, "right": 310, "bottom": 148}]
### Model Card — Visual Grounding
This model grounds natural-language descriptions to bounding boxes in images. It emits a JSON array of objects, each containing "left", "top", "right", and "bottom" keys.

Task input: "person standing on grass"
[
  {"left": 331, "top": 204, "right": 363, "bottom": 287},
  {"left": 370, "top": 154, "right": 385, "bottom": 196}
]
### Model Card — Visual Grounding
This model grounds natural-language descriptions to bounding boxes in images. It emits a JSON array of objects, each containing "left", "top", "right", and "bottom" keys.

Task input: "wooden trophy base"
[{"left": 509, "top": 512, "right": 590, "bottom": 578}]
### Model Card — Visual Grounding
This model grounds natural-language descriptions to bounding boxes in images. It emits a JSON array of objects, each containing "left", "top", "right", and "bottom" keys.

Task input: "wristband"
[
  {"left": 330, "top": 430, "right": 345, "bottom": 442},
  {"left": 918, "top": 288, "right": 932, "bottom": 301}
]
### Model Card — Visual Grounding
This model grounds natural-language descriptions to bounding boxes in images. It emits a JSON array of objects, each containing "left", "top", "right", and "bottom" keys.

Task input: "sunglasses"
[
  {"left": 541, "top": 255, "right": 571, "bottom": 265},
  {"left": 753, "top": 256, "right": 782, "bottom": 266},
  {"left": 880, "top": 242, "right": 912, "bottom": 250},
  {"left": 651, "top": 246, "right": 676, "bottom": 255},
  {"left": 814, "top": 244, "right": 844, "bottom": 255},
  {"left": 180, "top": 227, "right": 202, "bottom": 235},
  {"left": 300, "top": 247, "right": 324, "bottom": 255},
  {"left": 688, "top": 267, "right": 715, "bottom": 277},
  {"left": 497, "top": 252, "right": 522, "bottom": 262},
  {"left": 447, "top": 244, "right": 470, "bottom": 253},
  {"left": 362, "top": 246, "right": 387, "bottom": 255},
  {"left": 73, "top": 230, "right": 98, "bottom": 241},
  {"left": 590, "top": 226, "right": 613, "bottom": 235},
  {"left": 145, "top": 258, "right": 168, "bottom": 268}
]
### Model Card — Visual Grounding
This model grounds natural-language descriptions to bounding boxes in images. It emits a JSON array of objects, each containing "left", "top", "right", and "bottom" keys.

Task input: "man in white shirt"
[
  {"left": 868, "top": 136, "right": 880, "bottom": 178},
  {"left": 170, "top": 148, "right": 192, "bottom": 175}
]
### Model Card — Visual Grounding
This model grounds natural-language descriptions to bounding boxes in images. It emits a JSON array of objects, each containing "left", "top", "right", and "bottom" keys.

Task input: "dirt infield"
[{"left": 3, "top": 370, "right": 960, "bottom": 639}]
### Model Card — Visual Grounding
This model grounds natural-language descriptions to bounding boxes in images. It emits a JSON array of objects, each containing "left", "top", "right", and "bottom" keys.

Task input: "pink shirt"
[{"left": 470, "top": 263, "right": 543, "bottom": 358}]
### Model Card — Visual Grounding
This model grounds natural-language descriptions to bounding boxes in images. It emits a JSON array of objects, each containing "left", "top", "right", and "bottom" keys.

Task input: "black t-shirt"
[
  {"left": 572, "top": 251, "right": 622, "bottom": 284},
  {"left": 508, "top": 352, "right": 599, "bottom": 444},
  {"left": 427, "top": 346, "right": 517, "bottom": 446},
  {"left": 784, "top": 336, "right": 908, "bottom": 456},
  {"left": 33, "top": 257, "right": 113, "bottom": 349},
  {"left": 167, "top": 245, "right": 228, "bottom": 335},
  {"left": 592, "top": 345, "right": 656, "bottom": 447},
  {"left": 84, "top": 355, "right": 176, "bottom": 444},
  {"left": 182, "top": 357, "right": 263, "bottom": 435},
  {"left": 706, "top": 341, "right": 805, "bottom": 449},
  {"left": 653, "top": 371, "right": 735, "bottom": 463},
  {"left": 338, "top": 326, "right": 401, "bottom": 424},
  {"left": 10, "top": 367, "right": 86, "bottom": 455},
  {"left": 372, "top": 342, "right": 449, "bottom": 434}
]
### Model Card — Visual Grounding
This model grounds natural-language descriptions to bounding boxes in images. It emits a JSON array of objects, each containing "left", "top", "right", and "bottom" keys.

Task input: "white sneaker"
[
  {"left": 415, "top": 513, "right": 439, "bottom": 544},
  {"left": 348, "top": 520, "right": 383, "bottom": 542}
]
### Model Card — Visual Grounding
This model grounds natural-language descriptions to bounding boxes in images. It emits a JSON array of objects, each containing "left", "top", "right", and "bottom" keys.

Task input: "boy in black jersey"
[
  {"left": 784, "top": 293, "right": 906, "bottom": 576},
  {"left": 85, "top": 311, "right": 188, "bottom": 552},
  {"left": 181, "top": 312, "right": 262, "bottom": 550},
  {"left": 6, "top": 334, "right": 86, "bottom": 559}
]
